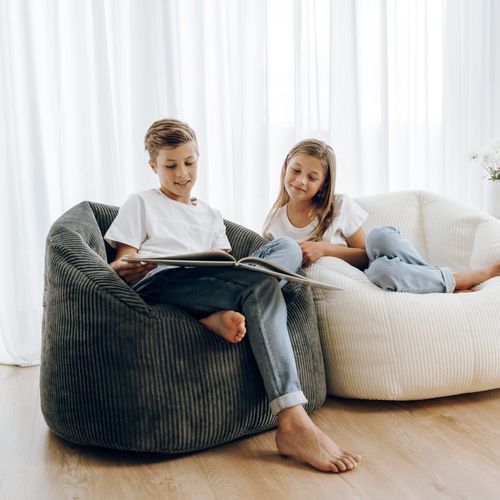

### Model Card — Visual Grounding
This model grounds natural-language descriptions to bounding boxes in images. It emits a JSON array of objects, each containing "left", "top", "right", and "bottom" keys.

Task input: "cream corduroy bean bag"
[{"left": 306, "top": 190, "right": 500, "bottom": 400}]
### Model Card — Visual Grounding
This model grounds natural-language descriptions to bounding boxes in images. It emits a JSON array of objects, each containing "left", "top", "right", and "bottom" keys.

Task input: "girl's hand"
[
  {"left": 111, "top": 257, "right": 157, "bottom": 285},
  {"left": 299, "top": 241, "right": 326, "bottom": 266}
]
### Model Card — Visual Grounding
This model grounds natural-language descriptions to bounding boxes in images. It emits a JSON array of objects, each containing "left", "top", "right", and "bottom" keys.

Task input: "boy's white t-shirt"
[
  {"left": 264, "top": 195, "right": 368, "bottom": 246},
  {"left": 104, "top": 188, "right": 231, "bottom": 257}
]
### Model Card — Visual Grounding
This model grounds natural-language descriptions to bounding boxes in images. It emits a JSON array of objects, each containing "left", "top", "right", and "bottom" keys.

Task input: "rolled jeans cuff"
[
  {"left": 440, "top": 266, "right": 456, "bottom": 293},
  {"left": 269, "top": 390, "right": 308, "bottom": 416}
]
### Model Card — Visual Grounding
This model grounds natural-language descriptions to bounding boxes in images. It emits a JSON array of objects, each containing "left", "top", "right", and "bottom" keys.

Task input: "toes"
[
  {"left": 332, "top": 455, "right": 360, "bottom": 472},
  {"left": 236, "top": 322, "right": 246, "bottom": 339},
  {"left": 342, "top": 457, "right": 356, "bottom": 470},
  {"left": 333, "top": 459, "right": 347, "bottom": 472},
  {"left": 232, "top": 312, "right": 245, "bottom": 323},
  {"left": 340, "top": 453, "right": 358, "bottom": 469},
  {"left": 329, "top": 463, "right": 339, "bottom": 473}
]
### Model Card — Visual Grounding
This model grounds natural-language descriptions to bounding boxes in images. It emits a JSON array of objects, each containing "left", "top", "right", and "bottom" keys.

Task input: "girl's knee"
[
  {"left": 365, "top": 258, "right": 398, "bottom": 291},
  {"left": 366, "top": 225, "right": 399, "bottom": 256}
]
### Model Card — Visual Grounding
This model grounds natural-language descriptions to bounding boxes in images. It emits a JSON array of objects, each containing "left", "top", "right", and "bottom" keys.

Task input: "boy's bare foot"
[
  {"left": 199, "top": 310, "right": 246, "bottom": 343},
  {"left": 275, "top": 405, "right": 361, "bottom": 473},
  {"left": 454, "top": 263, "right": 500, "bottom": 291}
]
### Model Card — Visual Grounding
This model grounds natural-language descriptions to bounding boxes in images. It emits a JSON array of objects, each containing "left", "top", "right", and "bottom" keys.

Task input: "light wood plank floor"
[{"left": 2, "top": 365, "right": 500, "bottom": 500}]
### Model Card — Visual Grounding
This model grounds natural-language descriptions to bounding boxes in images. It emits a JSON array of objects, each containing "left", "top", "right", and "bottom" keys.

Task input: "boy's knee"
[
  {"left": 249, "top": 273, "right": 283, "bottom": 299},
  {"left": 275, "top": 236, "right": 302, "bottom": 269}
]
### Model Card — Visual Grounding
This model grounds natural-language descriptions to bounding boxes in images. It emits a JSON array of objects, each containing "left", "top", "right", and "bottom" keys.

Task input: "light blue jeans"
[
  {"left": 133, "top": 237, "right": 307, "bottom": 416},
  {"left": 365, "top": 226, "right": 456, "bottom": 293}
]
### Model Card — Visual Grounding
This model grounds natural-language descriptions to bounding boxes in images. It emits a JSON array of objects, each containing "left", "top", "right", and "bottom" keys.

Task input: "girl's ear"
[
  {"left": 314, "top": 183, "right": 328, "bottom": 201},
  {"left": 315, "top": 189, "right": 326, "bottom": 200}
]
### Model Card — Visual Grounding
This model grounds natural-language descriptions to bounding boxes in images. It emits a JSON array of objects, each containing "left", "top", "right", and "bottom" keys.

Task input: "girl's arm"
[
  {"left": 110, "top": 243, "right": 157, "bottom": 284},
  {"left": 300, "top": 227, "right": 369, "bottom": 269}
]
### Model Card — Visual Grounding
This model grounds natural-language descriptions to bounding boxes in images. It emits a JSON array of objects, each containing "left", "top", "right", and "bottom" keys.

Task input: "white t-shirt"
[
  {"left": 263, "top": 195, "right": 368, "bottom": 246},
  {"left": 104, "top": 189, "right": 231, "bottom": 257}
]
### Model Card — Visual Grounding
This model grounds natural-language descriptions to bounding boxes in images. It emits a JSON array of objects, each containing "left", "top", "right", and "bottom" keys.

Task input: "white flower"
[{"left": 474, "top": 139, "right": 500, "bottom": 182}]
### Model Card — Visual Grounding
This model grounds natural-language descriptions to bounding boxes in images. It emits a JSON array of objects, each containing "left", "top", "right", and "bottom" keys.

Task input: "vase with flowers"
[{"left": 473, "top": 138, "right": 500, "bottom": 218}]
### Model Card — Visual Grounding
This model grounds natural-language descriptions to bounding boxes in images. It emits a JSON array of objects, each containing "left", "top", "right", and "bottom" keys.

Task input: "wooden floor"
[{"left": 2, "top": 366, "right": 500, "bottom": 499}]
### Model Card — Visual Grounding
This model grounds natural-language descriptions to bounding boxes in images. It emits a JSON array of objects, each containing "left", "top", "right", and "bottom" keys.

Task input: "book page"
[
  {"left": 121, "top": 252, "right": 341, "bottom": 289},
  {"left": 237, "top": 256, "right": 302, "bottom": 277},
  {"left": 123, "top": 249, "right": 235, "bottom": 264},
  {"left": 236, "top": 261, "right": 341, "bottom": 290}
]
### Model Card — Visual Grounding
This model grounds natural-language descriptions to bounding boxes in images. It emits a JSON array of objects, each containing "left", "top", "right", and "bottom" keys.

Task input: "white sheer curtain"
[{"left": 1, "top": 0, "right": 499, "bottom": 365}]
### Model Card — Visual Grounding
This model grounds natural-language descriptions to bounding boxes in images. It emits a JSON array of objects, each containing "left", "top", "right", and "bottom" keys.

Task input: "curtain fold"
[{"left": 1, "top": 0, "right": 499, "bottom": 364}]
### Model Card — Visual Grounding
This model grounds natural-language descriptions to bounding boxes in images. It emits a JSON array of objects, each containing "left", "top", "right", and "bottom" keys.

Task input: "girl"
[{"left": 263, "top": 139, "right": 500, "bottom": 293}]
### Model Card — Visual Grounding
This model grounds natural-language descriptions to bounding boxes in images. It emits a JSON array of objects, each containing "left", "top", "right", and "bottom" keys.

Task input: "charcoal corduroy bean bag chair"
[{"left": 40, "top": 201, "right": 326, "bottom": 453}]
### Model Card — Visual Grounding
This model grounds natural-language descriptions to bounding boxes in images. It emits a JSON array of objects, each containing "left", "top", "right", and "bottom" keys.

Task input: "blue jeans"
[
  {"left": 365, "top": 226, "right": 456, "bottom": 293},
  {"left": 133, "top": 237, "right": 307, "bottom": 415}
]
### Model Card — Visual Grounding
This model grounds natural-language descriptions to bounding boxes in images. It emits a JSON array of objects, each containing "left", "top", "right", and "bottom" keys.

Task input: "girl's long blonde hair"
[{"left": 263, "top": 139, "right": 337, "bottom": 241}]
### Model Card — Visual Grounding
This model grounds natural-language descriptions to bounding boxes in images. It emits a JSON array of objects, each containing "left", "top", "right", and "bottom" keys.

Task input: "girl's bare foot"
[
  {"left": 199, "top": 310, "right": 246, "bottom": 343},
  {"left": 275, "top": 406, "right": 361, "bottom": 473},
  {"left": 454, "top": 263, "right": 500, "bottom": 291}
]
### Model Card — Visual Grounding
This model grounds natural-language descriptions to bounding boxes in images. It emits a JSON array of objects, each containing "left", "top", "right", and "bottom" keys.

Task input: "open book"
[{"left": 122, "top": 250, "right": 341, "bottom": 290}]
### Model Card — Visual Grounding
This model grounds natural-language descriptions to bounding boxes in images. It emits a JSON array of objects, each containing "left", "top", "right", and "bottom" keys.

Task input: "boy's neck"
[{"left": 159, "top": 187, "right": 195, "bottom": 205}]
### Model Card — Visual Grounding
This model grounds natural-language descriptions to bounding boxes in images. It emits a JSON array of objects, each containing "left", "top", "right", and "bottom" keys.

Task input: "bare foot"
[
  {"left": 454, "top": 263, "right": 500, "bottom": 291},
  {"left": 275, "top": 406, "right": 361, "bottom": 473},
  {"left": 487, "top": 263, "right": 500, "bottom": 279},
  {"left": 199, "top": 310, "right": 246, "bottom": 343}
]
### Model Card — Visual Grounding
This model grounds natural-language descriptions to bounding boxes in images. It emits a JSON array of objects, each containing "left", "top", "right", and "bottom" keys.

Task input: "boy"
[{"left": 105, "top": 118, "right": 361, "bottom": 473}]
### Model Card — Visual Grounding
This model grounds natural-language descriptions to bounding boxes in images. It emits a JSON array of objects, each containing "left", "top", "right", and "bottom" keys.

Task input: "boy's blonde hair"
[
  {"left": 145, "top": 118, "right": 199, "bottom": 161},
  {"left": 263, "top": 139, "right": 337, "bottom": 242}
]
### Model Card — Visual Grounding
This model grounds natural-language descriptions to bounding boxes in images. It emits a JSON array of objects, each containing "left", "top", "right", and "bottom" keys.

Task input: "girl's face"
[{"left": 284, "top": 154, "right": 326, "bottom": 203}]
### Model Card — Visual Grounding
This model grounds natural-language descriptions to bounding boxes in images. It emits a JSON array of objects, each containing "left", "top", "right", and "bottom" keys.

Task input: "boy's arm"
[
  {"left": 300, "top": 227, "right": 369, "bottom": 269},
  {"left": 110, "top": 243, "right": 157, "bottom": 285}
]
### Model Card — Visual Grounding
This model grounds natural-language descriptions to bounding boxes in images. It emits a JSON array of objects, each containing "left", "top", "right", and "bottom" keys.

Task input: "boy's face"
[{"left": 149, "top": 142, "right": 198, "bottom": 204}]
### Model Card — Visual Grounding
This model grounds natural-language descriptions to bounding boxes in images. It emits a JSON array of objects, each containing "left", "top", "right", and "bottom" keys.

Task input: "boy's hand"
[
  {"left": 111, "top": 257, "right": 157, "bottom": 285},
  {"left": 299, "top": 241, "right": 326, "bottom": 266}
]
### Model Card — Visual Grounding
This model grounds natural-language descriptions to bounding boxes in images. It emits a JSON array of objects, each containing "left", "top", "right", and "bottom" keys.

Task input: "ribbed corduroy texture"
[
  {"left": 40, "top": 201, "right": 326, "bottom": 453},
  {"left": 306, "top": 190, "right": 500, "bottom": 401}
]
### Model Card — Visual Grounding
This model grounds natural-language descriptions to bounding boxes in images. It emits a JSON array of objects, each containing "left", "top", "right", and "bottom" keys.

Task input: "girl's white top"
[
  {"left": 104, "top": 188, "right": 231, "bottom": 256},
  {"left": 264, "top": 195, "right": 368, "bottom": 245}
]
